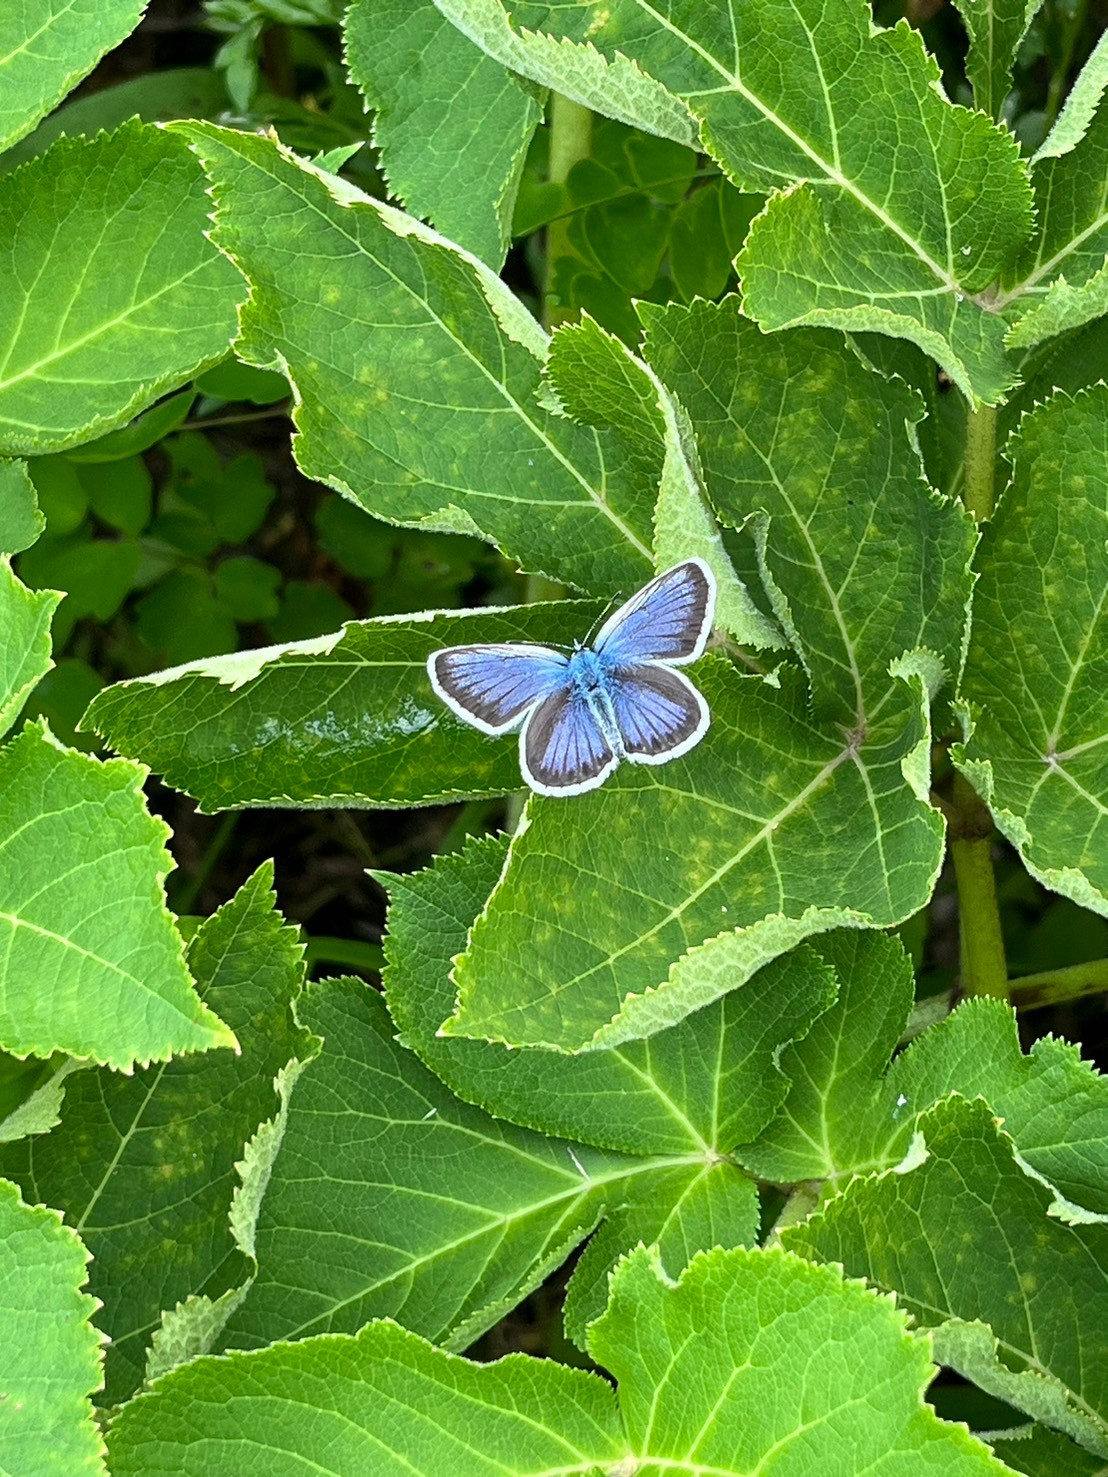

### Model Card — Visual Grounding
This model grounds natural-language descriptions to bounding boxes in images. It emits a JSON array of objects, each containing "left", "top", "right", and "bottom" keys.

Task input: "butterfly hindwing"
[
  {"left": 427, "top": 644, "right": 568, "bottom": 734},
  {"left": 594, "top": 558, "right": 714, "bottom": 668},
  {"left": 520, "top": 688, "right": 618, "bottom": 796},
  {"left": 609, "top": 663, "right": 709, "bottom": 764}
]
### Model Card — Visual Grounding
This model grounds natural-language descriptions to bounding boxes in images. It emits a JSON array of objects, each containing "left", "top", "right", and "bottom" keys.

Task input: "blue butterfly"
[{"left": 427, "top": 559, "right": 716, "bottom": 797}]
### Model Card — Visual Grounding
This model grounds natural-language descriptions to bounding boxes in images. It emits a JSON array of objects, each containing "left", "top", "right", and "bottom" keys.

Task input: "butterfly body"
[{"left": 428, "top": 559, "right": 716, "bottom": 797}]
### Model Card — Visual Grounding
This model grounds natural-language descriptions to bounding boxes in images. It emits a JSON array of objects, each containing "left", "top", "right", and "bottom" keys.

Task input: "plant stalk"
[
  {"left": 950, "top": 771, "right": 1009, "bottom": 1000},
  {"left": 543, "top": 95, "right": 593, "bottom": 330},
  {"left": 963, "top": 403, "right": 998, "bottom": 522},
  {"left": 1010, "top": 957, "right": 1108, "bottom": 1011}
]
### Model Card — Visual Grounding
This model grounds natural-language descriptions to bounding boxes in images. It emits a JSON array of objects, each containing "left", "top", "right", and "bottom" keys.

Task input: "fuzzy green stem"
[
  {"left": 544, "top": 95, "right": 593, "bottom": 330},
  {"left": 963, "top": 403, "right": 998, "bottom": 522},
  {"left": 950, "top": 771, "right": 1009, "bottom": 1000},
  {"left": 1010, "top": 957, "right": 1108, "bottom": 1012}
]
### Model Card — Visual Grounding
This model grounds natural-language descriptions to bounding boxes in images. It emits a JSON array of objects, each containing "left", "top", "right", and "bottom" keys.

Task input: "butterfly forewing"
[
  {"left": 428, "top": 644, "right": 568, "bottom": 734},
  {"left": 594, "top": 558, "right": 714, "bottom": 668},
  {"left": 520, "top": 688, "right": 618, "bottom": 796},
  {"left": 609, "top": 664, "right": 709, "bottom": 763}
]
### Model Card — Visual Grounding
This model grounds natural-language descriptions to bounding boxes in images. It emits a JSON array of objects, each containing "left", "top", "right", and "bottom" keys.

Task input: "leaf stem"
[
  {"left": 544, "top": 95, "right": 593, "bottom": 330},
  {"left": 1009, "top": 957, "right": 1108, "bottom": 1011},
  {"left": 950, "top": 771, "right": 1009, "bottom": 1000},
  {"left": 173, "top": 812, "right": 238, "bottom": 915},
  {"left": 963, "top": 403, "right": 998, "bottom": 521}
]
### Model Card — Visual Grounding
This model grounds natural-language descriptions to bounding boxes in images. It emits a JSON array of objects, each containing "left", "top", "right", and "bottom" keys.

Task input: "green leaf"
[
  {"left": 65, "top": 391, "right": 197, "bottom": 465},
  {"left": 193, "top": 358, "right": 288, "bottom": 405},
  {"left": 135, "top": 570, "right": 239, "bottom": 667},
  {"left": 380, "top": 832, "right": 837, "bottom": 1153},
  {"left": 85, "top": 602, "right": 603, "bottom": 809},
  {"left": 1002, "top": 34, "right": 1108, "bottom": 350},
  {"left": 0, "top": 1180, "right": 104, "bottom": 1474},
  {"left": 434, "top": 0, "right": 700, "bottom": 146},
  {"left": 0, "top": 0, "right": 144, "bottom": 154},
  {"left": 0, "top": 721, "right": 236, "bottom": 1069},
  {"left": 79, "top": 457, "right": 153, "bottom": 535},
  {"left": 0, "top": 457, "right": 44, "bottom": 553},
  {"left": 591, "top": 1245, "right": 1014, "bottom": 1473},
  {"left": 0, "top": 538, "right": 58, "bottom": 741},
  {"left": 219, "top": 977, "right": 654, "bottom": 1351},
  {"left": 544, "top": 313, "right": 785, "bottom": 648},
  {"left": 18, "top": 533, "right": 139, "bottom": 624},
  {"left": 956, "top": 387, "right": 1108, "bottom": 917},
  {"left": 991, "top": 1426, "right": 1108, "bottom": 1477},
  {"left": 213, "top": 557, "right": 281, "bottom": 622},
  {"left": 0, "top": 866, "right": 312, "bottom": 1404},
  {"left": 0, "top": 121, "right": 242, "bottom": 456},
  {"left": 178, "top": 122, "right": 656, "bottom": 592},
  {"left": 735, "top": 931, "right": 1108, "bottom": 1215},
  {"left": 0, "top": 67, "right": 229, "bottom": 174},
  {"left": 560, "top": 1163, "right": 758, "bottom": 1344},
  {"left": 26, "top": 456, "right": 86, "bottom": 536},
  {"left": 951, "top": 0, "right": 1039, "bottom": 118},
  {"left": 448, "top": 658, "right": 944, "bottom": 1051},
  {"left": 785, "top": 1096, "right": 1108, "bottom": 1458},
  {"left": 106, "top": 1246, "right": 1014, "bottom": 1475},
  {"left": 641, "top": 299, "right": 975, "bottom": 723},
  {"left": 108, "top": 1318, "right": 625, "bottom": 1476},
  {"left": 345, "top": 0, "right": 541, "bottom": 268},
  {"left": 437, "top": 0, "right": 1033, "bottom": 405}
]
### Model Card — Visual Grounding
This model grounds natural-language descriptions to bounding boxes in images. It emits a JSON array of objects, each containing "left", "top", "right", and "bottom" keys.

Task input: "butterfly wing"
[
  {"left": 520, "top": 688, "right": 618, "bottom": 796},
  {"left": 609, "top": 663, "right": 710, "bottom": 765},
  {"left": 594, "top": 558, "right": 715, "bottom": 668},
  {"left": 427, "top": 644, "right": 569, "bottom": 734}
]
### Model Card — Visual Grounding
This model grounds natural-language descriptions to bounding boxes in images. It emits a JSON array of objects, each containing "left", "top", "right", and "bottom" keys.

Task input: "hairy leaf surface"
[
  {"left": 381, "top": 832, "right": 837, "bottom": 1153},
  {"left": 787, "top": 1097, "right": 1108, "bottom": 1457},
  {"left": 179, "top": 123, "right": 655, "bottom": 592},
  {"left": 0, "top": 722, "right": 235, "bottom": 1068},
  {"left": 107, "top": 1246, "right": 1013, "bottom": 1474},
  {"left": 0, "top": 868, "right": 311, "bottom": 1403},
  {"left": 0, "top": 122, "right": 242, "bottom": 455},
  {"left": 345, "top": 0, "right": 540, "bottom": 267},
  {"left": 437, "top": 0, "right": 1033, "bottom": 402},
  {"left": 0, "top": 1180, "right": 104, "bottom": 1474},
  {"left": 0, "top": 0, "right": 144, "bottom": 154},
  {"left": 449, "top": 660, "right": 943, "bottom": 1051},
  {"left": 957, "top": 387, "right": 1108, "bottom": 916}
]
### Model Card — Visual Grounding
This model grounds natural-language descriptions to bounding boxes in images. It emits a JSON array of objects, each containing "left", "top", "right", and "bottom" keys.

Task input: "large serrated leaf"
[
  {"left": 177, "top": 122, "right": 655, "bottom": 593},
  {"left": 957, "top": 387, "right": 1108, "bottom": 917},
  {"left": 0, "top": 866, "right": 313, "bottom": 1404},
  {"left": 545, "top": 312, "right": 786, "bottom": 649},
  {"left": 380, "top": 831, "right": 836, "bottom": 1154},
  {"left": 950, "top": 0, "right": 1040, "bottom": 119},
  {"left": 447, "top": 659, "right": 943, "bottom": 1052},
  {"left": 106, "top": 1246, "right": 1014, "bottom": 1475},
  {"left": 345, "top": 0, "right": 541, "bottom": 268},
  {"left": 0, "top": 121, "right": 242, "bottom": 455},
  {"left": 786, "top": 1096, "right": 1108, "bottom": 1458},
  {"left": 217, "top": 977, "right": 760, "bottom": 1355},
  {"left": 0, "top": 1178, "right": 104, "bottom": 1475},
  {"left": 641, "top": 299, "right": 975, "bottom": 723},
  {"left": 0, "top": 722, "right": 235, "bottom": 1068},
  {"left": 1002, "top": 34, "right": 1108, "bottom": 350},
  {"left": 436, "top": 0, "right": 1033, "bottom": 404},
  {"left": 0, "top": 458, "right": 43, "bottom": 554},
  {"left": 736, "top": 930, "right": 1108, "bottom": 1215},
  {"left": 0, "top": 558, "right": 58, "bottom": 742},
  {"left": 85, "top": 603, "right": 603, "bottom": 810},
  {"left": 0, "top": 0, "right": 144, "bottom": 155}
]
